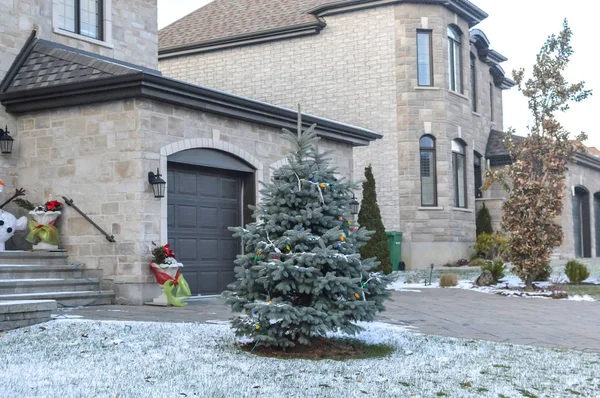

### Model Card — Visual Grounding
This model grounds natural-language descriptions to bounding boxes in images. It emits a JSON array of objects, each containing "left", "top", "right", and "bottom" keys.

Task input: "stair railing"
[{"left": 62, "top": 196, "right": 116, "bottom": 243}]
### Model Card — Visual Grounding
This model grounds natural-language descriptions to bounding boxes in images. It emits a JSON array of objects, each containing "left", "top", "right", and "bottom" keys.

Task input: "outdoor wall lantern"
[
  {"left": 148, "top": 168, "right": 166, "bottom": 198},
  {"left": 0, "top": 126, "right": 14, "bottom": 154},
  {"left": 350, "top": 194, "right": 360, "bottom": 215}
]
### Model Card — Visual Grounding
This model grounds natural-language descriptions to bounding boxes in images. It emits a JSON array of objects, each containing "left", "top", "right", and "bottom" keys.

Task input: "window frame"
[
  {"left": 489, "top": 82, "right": 494, "bottom": 122},
  {"left": 452, "top": 139, "right": 468, "bottom": 208},
  {"left": 419, "top": 135, "right": 438, "bottom": 207},
  {"left": 416, "top": 29, "right": 434, "bottom": 87},
  {"left": 447, "top": 26, "right": 462, "bottom": 93},
  {"left": 57, "top": 0, "right": 104, "bottom": 41},
  {"left": 474, "top": 151, "right": 483, "bottom": 199},
  {"left": 470, "top": 53, "right": 477, "bottom": 112}
]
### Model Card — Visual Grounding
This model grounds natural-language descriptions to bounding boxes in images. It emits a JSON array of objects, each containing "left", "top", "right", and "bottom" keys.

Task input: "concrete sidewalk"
[{"left": 56, "top": 289, "right": 600, "bottom": 353}]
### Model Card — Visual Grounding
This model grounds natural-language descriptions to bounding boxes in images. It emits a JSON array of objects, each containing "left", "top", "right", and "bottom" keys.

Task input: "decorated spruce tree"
[
  {"left": 357, "top": 165, "right": 392, "bottom": 274},
  {"left": 225, "top": 113, "right": 393, "bottom": 349}
]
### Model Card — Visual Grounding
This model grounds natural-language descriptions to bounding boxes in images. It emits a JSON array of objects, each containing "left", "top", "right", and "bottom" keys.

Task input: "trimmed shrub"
[
  {"left": 476, "top": 203, "right": 493, "bottom": 236},
  {"left": 456, "top": 258, "right": 469, "bottom": 267},
  {"left": 481, "top": 259, "right": 506, "bottom": 283},
  {"left": 473, "top": 233, "right": 508, "bottom": 260},
  {"left": 565, "top": 260, "right": 590, "bottom": 284},
  {"left": 439, "top": 274, "right": 458, "bottom": 287},
  {"left": 358, "top": 165, "right": 392, "bottom": 274},
  {"left": 533, "top": 264, "right": 553, "bottom": 281}
]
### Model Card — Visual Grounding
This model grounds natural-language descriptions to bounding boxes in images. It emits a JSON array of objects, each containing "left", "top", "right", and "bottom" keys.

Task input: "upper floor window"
[
  {"left": 452, "top": 139, "right": 467, "bottom": 208},
  {"left": 447, "top": 26, "right": 462, "bottom": 93},
  {"left": 57, "top": 0, "right": 103, "bottom": 40},
  {"left": 474, "top": 151, "right": 483, "bottom": 198},
  {"left": 420, "top": 135, "right": 437, "bottom": 206},
  {"left": 417, "top": 30, "right": 433, "bottom": 86},
  {"left": 470, "top": 53, "right": 477, "bottom": 112}
]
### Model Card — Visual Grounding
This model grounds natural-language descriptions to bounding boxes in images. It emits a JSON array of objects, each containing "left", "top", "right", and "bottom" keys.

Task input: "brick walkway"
[{"left": 57, "top": 289, "right": 600, "bottom": 353}]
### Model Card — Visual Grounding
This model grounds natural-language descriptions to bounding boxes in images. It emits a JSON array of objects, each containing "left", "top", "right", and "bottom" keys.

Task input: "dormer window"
[
  {"left": 447, "top": 26, "right": 462, "bottom": 93},
  {"left": 57, "top": 0, "right": 103, "bottom": 40}
]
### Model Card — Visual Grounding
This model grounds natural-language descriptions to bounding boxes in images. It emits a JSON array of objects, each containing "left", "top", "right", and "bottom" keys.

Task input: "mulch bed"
[{"left": 240, "top": 337, "right": 393, "bottom": 360}]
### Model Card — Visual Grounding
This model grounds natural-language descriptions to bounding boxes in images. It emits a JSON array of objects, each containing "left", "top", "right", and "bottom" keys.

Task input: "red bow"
[
  {"left": 164, "top": 244, "right": 176, "bottom": 258},
  {"left": 150, "top": 262, "right": 181, "bottom": 286}
]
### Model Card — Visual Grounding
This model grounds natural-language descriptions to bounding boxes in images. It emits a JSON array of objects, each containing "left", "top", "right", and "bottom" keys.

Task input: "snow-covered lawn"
[
  {"left": 390, "top": 266, "right": 600, "bottom": 301},
  {"left": 1, "top": 320, "right": 600, "bottom": 398}
]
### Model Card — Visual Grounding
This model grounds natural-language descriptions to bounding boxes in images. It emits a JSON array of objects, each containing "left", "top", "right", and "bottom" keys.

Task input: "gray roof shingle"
[
  {"left": 485, "top": 129, "right": 525, "bottom": 165},
  {"left": 158, "top": 0, "right": 488, "bottom": 54},
  {"left": 4, "top": 40, "right": 160, "bottom": 93}
]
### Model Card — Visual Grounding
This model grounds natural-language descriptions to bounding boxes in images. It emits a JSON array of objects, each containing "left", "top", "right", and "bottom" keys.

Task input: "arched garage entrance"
[
  {"left": 573, "top": 186, "right": 591, "bottom": 258},
  {"left": 167, "top": 148, "right": 256, "bottom": 295}
]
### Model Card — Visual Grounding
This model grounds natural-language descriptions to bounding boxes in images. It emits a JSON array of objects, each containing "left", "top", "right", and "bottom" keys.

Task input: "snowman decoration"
[{"left": 0, "top": 180, "right": 28, "bottom": 251}]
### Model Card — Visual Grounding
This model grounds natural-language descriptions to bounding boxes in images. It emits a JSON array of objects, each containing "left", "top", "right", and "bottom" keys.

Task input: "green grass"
[{"left": 567, "top": 284, "right": 600, "bottom": 299}]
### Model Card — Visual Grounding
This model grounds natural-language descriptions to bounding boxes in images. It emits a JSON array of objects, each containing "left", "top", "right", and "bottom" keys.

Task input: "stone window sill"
[
  {"left": 475, "top": 197, "right": 506, "bottom": 202},
  {"left": 418, "top": 206, "right": 444, "bottom": 211},
  {"left": 53, "top": 28, "right": 114, "bottom": 49},
  {"left": 415, "top": 86, "right": 440, "bottom": 91},
  {"left": 472, "top": 112, "right": 481, "bottom": 117},
  {"left": 452, "top": 207, "right": 473, "bottom": 213},
  {"left": 448, "top": 90, "right": 470, "bottom": 101}
]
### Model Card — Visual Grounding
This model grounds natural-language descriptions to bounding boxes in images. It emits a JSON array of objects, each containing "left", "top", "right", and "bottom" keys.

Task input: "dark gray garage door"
[{"left": 167, "top": 162, "right": 241, "bottom": 295}]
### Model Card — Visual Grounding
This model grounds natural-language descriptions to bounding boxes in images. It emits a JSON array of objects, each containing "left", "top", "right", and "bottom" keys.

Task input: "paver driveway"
[{"left": 58, "top": 289, "right": 600, "bottom": 352}]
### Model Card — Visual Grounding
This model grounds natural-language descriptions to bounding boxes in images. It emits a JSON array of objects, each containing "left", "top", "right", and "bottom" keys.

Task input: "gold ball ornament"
[
  {"left": 268, "top": 301, "right": 272, "bottom": 305},
  {"left": 340, "top": 236, "right": 345, "bottom": 242},
  {"left": 320, "top": 183, "right": 326, "bottom": 188},
  {"left": 255, "top": 325, "right": 260, "bottom": 330},
  {"left": 354, "top": 293, "right": 360, "bottom": 299}
]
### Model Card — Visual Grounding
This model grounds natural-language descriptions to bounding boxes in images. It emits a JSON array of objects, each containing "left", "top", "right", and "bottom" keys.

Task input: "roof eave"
[
  {"left": 0, "top": 74, "right": 381, "bottom": 147},
  {"left": 159, "top": 21, "right": 325, "bottom": 58}
]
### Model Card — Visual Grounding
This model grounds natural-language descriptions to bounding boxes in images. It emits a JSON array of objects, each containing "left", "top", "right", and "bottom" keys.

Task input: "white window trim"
[{"left": 52, "top": 0, "right": 113, "bottom": 48}]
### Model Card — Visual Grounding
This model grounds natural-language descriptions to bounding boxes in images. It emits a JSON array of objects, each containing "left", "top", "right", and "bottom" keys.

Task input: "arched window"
[
  {"left": 420, "top": 135, "right": 437, "bottom": 206},
  {"left": 452, "top": 139, "right": 467, "bottom": 208},
  {"left": 474, "top": 151, "right": 482, "bottom": 198},
  {"left": 448, "top": 26, "right": 462, "bottom": 93}
]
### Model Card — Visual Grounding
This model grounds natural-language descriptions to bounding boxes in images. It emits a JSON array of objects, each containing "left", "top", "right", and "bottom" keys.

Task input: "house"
[
  {"left": 158, "top": 0, "right": 600, "bottom": 265},
  {"left": 0, "top": 0, "right": 381, "bottom": 305}
]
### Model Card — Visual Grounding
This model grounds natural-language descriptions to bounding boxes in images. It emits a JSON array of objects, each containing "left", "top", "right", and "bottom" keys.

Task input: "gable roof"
[
  {"left": 158, "top": 0, "right": 488, "bottom": 57},
  {"left": 0, "top": 34, "right": 381, "bottom": 147}
]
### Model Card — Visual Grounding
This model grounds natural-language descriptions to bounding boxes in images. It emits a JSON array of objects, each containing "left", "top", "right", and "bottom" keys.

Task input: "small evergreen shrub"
[
  {"left": 476, "top": 203, "right": 493, "bottom": 236},
  {"left": 469, "top": 258, "right": 489, "bottom": 268},
  {"left": 358, "top": 165, "right": 392, "bottom": 274},
  {"left": 481, "top": 260, "right": 506, "bottom": 283},
  {"left": 473, "top": 233, "right": 508, "bottom": 260},
  {"left": 533, "top": 264, "right": 553, "bottom": 281},
  {"left": 404, "top": 271, "right": 425, "bottom": 284},
  {"left": 439, "top": 274, "right": 458, "bottom": 287},
  {"left": 565, "top": 260, "right": 590, "bottom": 284}
]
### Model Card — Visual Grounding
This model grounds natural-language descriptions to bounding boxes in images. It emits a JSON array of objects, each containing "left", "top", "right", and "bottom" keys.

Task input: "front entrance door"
[{"left": 167, "top": 162, "right": 241, "bottom": 295}]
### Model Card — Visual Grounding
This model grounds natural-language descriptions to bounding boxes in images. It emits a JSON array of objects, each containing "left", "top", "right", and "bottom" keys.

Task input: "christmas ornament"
[
  {"left": 354, "top": 293, "right": 360, "bottom": 299},
  {"left": 255, "top": 325, "right": 260, "bottom": 330},
  {"left": 340, "top": 236, "right": 345, "bottom": 242},
  {"left": 274, "top": 254, "right": 279, "bottom": 260},
  {"left": 320, "top": 183, "right": 326, "bottom": 188},
  {"left": 268, "top": 301, "right": 272, "bottom": 305},
  {"left": 338, "top": 216, "right": 343, "bottom": 221}
]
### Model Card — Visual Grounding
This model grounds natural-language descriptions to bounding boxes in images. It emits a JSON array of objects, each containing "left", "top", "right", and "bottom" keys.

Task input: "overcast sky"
[{"left": 157, "top": 0, "right": 598, "bottom": 147}]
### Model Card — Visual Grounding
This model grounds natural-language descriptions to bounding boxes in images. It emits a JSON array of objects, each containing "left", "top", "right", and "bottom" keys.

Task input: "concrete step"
[
  {"left": 0, "top": 278, "right": 100, "bottom": 294},
  {"left": 0, "top": 290, "right": 115, "bottom": 307},
  {"left": 0, "top": 300, "right": 57, "bottom": 332},
  {"left": 0, "top": 251, "right": 68, "bottom": 265},
  {"left": 0, "top": 264, "right": 102, "bottom": 279}
]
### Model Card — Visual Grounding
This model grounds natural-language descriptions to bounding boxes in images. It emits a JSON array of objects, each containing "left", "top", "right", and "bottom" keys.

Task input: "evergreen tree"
[
  {"left": 476, "top": 203, "right": 493, "bottom": 236},
  {"left": 225, "top": 113, "right": 393, "bottom": 349},
  {"left": 357, "top": 165, "right": 392, "bottom": 274}
]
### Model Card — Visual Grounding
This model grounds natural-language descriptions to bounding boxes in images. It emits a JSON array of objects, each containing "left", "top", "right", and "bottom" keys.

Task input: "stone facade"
[
  {"left": 0, "top": 0, "right": 158, "bottom": 191},
  {"left": 159, "top": 2, "right": 507, "bottom": 267},
  {"left": 10, "top": 99, "right": 352, "bottom": 304}
]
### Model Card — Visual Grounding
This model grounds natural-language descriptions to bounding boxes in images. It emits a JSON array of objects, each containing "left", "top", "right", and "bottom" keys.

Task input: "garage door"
[{"left": 167, "top": 162, "right": 241, "bottom": 295}]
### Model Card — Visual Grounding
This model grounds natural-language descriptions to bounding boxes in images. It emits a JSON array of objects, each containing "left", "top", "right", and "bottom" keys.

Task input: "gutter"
[{"left": 0, "top": 73, "right": 381, "bottom": 147}]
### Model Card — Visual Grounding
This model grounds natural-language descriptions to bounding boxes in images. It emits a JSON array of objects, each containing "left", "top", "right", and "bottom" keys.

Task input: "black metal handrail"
[{"left": 62, "top": 196, "right": 115, "bottom": 243}]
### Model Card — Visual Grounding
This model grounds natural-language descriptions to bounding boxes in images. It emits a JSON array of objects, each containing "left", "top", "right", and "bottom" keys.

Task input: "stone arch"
[
  {"left": 158, "top": 138, "right": 265, "bottom": 244},
  {"left": 269, "top": 157, "right": 290, "bottom": 172}
]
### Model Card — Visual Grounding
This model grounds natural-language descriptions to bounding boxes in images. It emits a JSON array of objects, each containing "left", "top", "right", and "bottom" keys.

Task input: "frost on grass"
[{"left": 1, "top": 320, "right": 600, "bottom": 398}]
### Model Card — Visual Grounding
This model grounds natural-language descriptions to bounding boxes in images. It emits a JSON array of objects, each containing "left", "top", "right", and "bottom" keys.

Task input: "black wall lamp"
[
  {"left": 350, "top": 194, "right": 360, "bottom": 216},
  {"left": 0, "top": 126, "right": 14, "bottom": 154},
  {"left": 148, "top": 168, "right": 166, "bottom": 198}
]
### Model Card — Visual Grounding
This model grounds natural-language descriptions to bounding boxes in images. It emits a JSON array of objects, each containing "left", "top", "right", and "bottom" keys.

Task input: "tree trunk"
[{"left": 525, "top": 275, "right": 534, "bottom": 292}]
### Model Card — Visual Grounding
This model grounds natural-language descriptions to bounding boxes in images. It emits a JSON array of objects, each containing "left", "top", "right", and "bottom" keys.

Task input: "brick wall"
[
  {"left": 159, "top": 3, "right": 506, "bottom": 267},
  {"left": 0, "top": 0, "right": 158, "bottom": 193},
  {"left": 13, "top": 98, "right": 353, "bottom": 303}
]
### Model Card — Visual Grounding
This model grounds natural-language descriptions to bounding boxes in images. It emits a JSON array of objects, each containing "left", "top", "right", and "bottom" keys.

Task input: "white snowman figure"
[{"left": 0, "top": 180, "right": 28, "bottom": 251}]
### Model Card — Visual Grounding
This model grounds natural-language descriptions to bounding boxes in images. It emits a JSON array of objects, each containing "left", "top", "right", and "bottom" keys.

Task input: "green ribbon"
[
  {"left": 163, "top": 275, "right": 191, "bottom": 307},
  {"left": 26, "top": 220, "right": 60, "bottom": 245}
]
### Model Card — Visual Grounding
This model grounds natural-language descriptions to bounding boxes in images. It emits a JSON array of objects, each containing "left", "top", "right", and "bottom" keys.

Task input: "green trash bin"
[{"left": 386, "top": 231, "right": 403, "bottom": 271}]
